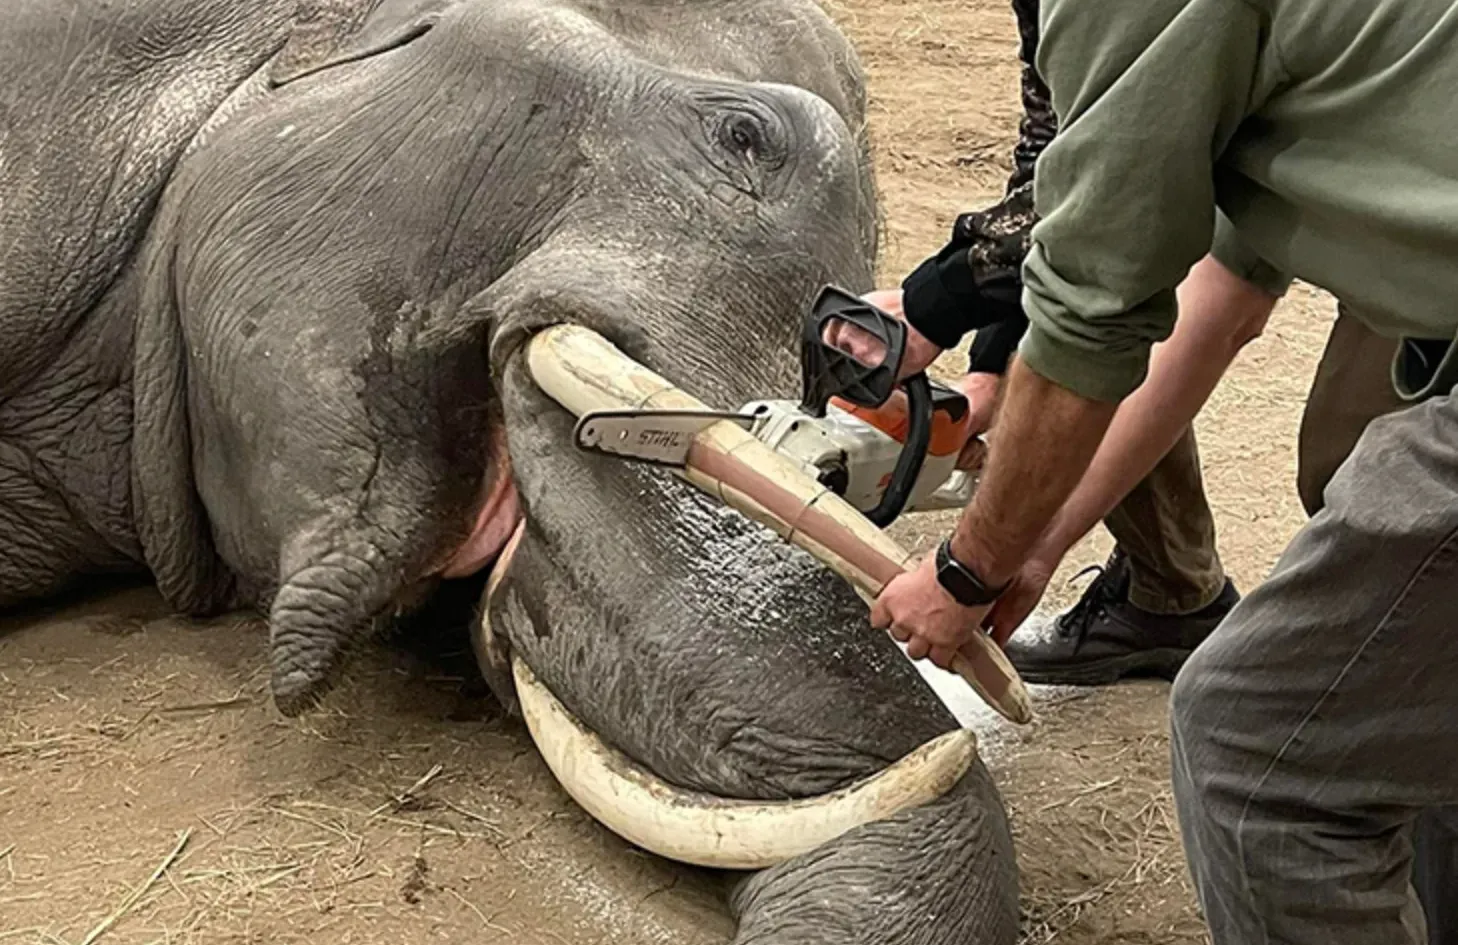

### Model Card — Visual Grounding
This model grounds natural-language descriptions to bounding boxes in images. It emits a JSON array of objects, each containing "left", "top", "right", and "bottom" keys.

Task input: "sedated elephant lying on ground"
[{"left": 0, "top": 0, "right": 1020, "bottom": 939}]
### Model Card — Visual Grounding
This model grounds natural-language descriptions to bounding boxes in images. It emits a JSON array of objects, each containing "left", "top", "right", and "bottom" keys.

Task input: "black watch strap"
[{"left": 934, "top": 538, "right": 1008, "bottom": 607}]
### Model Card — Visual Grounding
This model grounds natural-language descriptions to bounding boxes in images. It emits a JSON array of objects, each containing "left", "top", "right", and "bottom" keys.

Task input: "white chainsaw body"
[{"left": 741, "top": 399, "right": 976, "bottom": 515}]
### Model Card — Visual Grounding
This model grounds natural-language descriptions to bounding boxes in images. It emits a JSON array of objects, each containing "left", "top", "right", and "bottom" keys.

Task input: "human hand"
[
  {"left": 870, "top": 551, "right": 992, "bottom": 671},
  {"left": 961, "top": 371, "right": 1002, "bottom": 435},
  {"left": 954, "top": 371, "right": 1002, "bottom": 471},
  {"left": 980, "top": 553, "right": 1056, "bottom": 646},
  {"left": 821, "top": 288, "right": 944, "bottom": 381}
]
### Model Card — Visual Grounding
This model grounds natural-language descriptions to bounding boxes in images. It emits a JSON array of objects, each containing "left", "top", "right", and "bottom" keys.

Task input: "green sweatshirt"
[{"left": 1018, "top": 0, "right": 1458, "bottom": 403}]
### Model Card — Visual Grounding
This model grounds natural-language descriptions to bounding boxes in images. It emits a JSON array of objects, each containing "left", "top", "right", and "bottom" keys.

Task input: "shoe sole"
[{"left": 1012, "top": 648, "right": 1193, "bottom": 687}]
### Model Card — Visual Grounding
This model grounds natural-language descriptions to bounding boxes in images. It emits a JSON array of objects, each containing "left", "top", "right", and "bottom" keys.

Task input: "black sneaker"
[{"left": 1003, "top": 550, "right": 1240, "bottom": 686}]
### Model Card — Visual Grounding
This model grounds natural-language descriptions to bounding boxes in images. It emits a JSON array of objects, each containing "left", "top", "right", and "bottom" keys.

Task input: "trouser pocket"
[{"left": 1392, "top": 332, "right": 1458, "bottom": 402}]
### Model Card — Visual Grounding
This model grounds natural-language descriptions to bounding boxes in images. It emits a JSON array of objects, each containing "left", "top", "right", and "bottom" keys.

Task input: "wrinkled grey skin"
[{"left": 0, "top": 0, "right": 1019, "bottom": 940}]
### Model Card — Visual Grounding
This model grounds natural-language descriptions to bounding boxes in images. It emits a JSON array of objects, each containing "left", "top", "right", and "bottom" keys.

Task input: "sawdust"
[{"left": 0, "top": 0, "right": 1336, "bottom": 941}]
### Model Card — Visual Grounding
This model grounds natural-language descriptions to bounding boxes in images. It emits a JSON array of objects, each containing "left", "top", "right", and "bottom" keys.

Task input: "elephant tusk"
[
  {"left": 510, "top": 652, "right": 979, "bottom": 870},
  {"left": 524, "top": 323, "right": 1033, "bottom": 726},
  {"left": 468, "top": 517, "right": 527, "bottom": 712},
  {"left": 474, "top": 556, "right": 977, "bottom": 870}
]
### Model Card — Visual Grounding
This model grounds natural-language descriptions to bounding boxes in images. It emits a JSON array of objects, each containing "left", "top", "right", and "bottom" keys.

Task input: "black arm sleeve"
[
  {"left": 900, "top": 0, "right": 1054, "bottom": 372},
  {"left": 967, "top": 310, "right": 1029, "bottom": 375}
]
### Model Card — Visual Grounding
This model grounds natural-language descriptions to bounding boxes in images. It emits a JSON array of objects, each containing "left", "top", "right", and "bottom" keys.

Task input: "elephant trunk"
[{"left": 268, "top": 537, "right": 415, "bottom": 717}]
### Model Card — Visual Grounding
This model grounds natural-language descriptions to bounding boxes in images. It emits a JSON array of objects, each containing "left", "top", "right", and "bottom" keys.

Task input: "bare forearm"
[
  {"left": 949, "top": 358, "right": 1117, "bottom": 585},
  {"left": 1037, "top": 257, "right": 1277, "bottom": 560}
]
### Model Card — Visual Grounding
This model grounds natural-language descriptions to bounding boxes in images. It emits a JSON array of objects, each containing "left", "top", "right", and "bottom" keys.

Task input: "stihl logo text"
[{"left": 637, "top": 430, "right": 688, "bottom": 448}]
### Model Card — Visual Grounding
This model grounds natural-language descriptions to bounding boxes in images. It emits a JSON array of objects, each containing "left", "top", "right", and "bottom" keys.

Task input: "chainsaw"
[{"left": 570, "top": 285, "right": 980, "bottom": 527}]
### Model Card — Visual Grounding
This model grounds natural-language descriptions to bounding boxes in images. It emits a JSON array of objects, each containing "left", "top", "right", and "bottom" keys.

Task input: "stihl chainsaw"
[{"left": 570, "top": 286, "right": 980, "bottom": 527}]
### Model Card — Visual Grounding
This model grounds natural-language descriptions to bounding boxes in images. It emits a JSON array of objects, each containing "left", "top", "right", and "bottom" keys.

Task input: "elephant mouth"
[
  {"left": 267, "top": 438, "right": 522, "bottom": 719},
  {"left": 439, "top": 452, "right": 523, "bottom": 581}
]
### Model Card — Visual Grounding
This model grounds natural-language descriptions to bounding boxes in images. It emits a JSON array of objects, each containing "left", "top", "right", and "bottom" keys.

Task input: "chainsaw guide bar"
[{"left": 573, "top": 409, "right": 756, "bottom": 467}]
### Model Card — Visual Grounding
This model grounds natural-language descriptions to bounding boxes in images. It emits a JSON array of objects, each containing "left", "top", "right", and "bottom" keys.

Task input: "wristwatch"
[{"left": 934, "top": 538, "right": 1009, "bottom": 607}]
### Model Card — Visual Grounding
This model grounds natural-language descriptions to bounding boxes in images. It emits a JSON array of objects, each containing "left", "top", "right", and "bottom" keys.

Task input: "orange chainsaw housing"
[{"left": 827, "top": 384, "right": 974, "bottom": 459}]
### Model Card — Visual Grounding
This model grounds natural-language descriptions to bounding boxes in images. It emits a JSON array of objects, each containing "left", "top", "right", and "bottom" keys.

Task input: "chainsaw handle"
[
  {"left": 863, "top": 373, "right": 933, "bottom": 527},
  {"left": 801, "top": 286, "right": 908, "bottom": 416}
]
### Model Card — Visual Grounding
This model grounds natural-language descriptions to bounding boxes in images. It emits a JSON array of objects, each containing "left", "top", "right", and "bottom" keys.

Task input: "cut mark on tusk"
[{"left": 511, "top": 654, "right": 978, "bottom": 870}]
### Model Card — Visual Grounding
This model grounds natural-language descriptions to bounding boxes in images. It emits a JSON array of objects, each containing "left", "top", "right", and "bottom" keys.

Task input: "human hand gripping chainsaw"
[
  {"left": 524, "top": 286, "right": 1034, "bottom": 725},
  {"left": 823, "top": 288, "right": 998, "bottom": 473},
  {"left": 820, "top": 288, "right": 942, "bottom": 381}
]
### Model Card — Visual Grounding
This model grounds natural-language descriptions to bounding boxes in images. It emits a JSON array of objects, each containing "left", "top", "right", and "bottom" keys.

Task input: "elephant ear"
[{"left": 271, "top": 0, "right": 451, "bottom": 86}]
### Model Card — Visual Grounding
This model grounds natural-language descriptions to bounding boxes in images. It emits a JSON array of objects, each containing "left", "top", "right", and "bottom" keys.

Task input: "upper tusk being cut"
[
  {"left": 511, "top": 653, "right": 979, "bottom": 870},
  {"left": 524, "top": 323, "right": 1033, "bottom": 726}
]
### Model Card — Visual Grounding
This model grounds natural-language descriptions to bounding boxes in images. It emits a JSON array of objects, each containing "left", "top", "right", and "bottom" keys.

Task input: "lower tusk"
[
  {"left": 511, "top": 654, "right": 979, "bottom": 870},
  {"left": 470, "top": 519, "right": 527, "bottom": 711}
]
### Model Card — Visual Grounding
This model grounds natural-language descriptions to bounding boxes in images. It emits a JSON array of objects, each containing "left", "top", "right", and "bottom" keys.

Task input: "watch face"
[
  {"left": 936, "top": 539, "right": 999, "bottom": 606},
  {"left": 935, "top": 541, "right": 978, "bottom": 604}
]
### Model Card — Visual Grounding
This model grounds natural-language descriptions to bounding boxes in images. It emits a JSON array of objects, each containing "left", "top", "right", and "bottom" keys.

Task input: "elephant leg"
[
  {"left": 0, "top": 442, "right": 125, "bottom": 607},
  {"left": 728, "top": 763, "right": 1020, "bottom": 945}
]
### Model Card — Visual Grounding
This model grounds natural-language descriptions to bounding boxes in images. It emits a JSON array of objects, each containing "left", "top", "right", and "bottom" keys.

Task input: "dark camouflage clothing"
[
  {"left": 900, "top": 0, "right": 1055, "bottom": 374},
  {"left": 1007, "top": 0, "right": 1054, "bottom": 192}
]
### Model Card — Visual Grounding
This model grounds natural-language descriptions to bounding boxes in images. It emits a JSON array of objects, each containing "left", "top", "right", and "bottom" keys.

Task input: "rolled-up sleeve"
[{"left": 1017, "top": 0, "right": 1268, "bottom": 402}]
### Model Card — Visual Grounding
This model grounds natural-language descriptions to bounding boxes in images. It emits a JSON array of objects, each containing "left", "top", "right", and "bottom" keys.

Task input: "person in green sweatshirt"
[{"left": 862, "top": 0, "right": 1458, "bottom": 937}]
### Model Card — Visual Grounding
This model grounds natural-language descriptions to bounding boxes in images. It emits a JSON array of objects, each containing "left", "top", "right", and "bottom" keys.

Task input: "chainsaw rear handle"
[
  {"left": 801, "top": 285, "right": 909, "bottom": 416},
  {"left": 863, "top": 373, "right": 933, "bottom": 527},
  {"left": 805, "top": 285, "right": 951, "bottom": 527}
]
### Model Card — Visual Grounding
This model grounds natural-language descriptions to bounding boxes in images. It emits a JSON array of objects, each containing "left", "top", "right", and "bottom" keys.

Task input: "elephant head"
[{"left": 126, "top": 0, "right": 1018, "bottom": 939}]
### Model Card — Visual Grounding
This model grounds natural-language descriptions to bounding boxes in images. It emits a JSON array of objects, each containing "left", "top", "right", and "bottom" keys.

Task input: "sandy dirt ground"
[{"left": 1, "top": 0, "right": 1340, "bottom": 941}]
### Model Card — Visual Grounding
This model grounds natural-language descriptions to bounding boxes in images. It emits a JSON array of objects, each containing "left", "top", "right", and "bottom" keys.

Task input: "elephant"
[{"left": 0, "top": 0, "right": 1021, "bottom": 941}]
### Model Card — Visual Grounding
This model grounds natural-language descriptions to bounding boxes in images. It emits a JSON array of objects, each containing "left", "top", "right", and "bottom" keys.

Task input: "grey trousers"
[{"left": 1170, "top": 372, "right": 1458, "bottom": 942}]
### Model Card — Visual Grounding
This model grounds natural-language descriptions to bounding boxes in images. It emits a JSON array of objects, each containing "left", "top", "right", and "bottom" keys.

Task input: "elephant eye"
[
  {"left": 706, "top": 99, "right": 788, "bottom": 171},
  {"left": 721, "top": 114, "right": 763, "bottom": 161}
]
